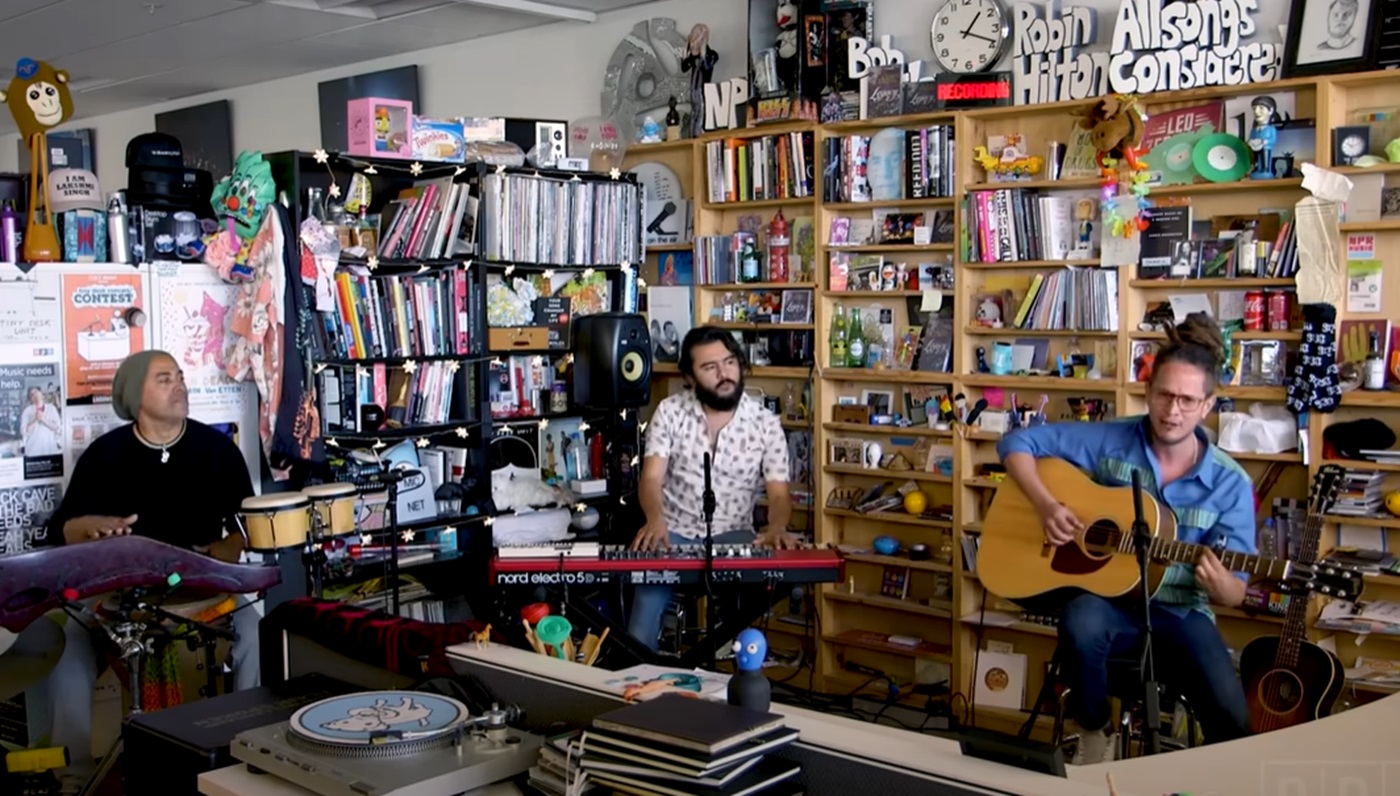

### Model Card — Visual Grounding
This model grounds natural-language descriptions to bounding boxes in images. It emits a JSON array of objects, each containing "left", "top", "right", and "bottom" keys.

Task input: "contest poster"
[
  {"left": 61, "top": 272, "right": 146, "bottom": 405},
  {"left": 0, "top": 481, "right": 61, "bottom": 555}
]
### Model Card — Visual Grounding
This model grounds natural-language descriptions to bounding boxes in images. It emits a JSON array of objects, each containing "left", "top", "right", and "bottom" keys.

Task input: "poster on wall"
[
  {"left": 150, "top": 261, "right": 260, "bottom": 486},
  {"left": 61, "top": 272, "right": 146, "bottom": 406},
  {"left": 0, "top": 267, "right": 66, "bottom": 491},
  {"left": 0, "top": 481, "right": 62, "bottom": 554},
  {"left": 0, "top": 267, "right": 61, "bottom": 348}
]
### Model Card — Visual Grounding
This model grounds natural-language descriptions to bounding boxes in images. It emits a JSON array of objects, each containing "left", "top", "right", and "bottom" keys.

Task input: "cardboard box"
[
  {"left": 488, "top": 326, "right": 549, "bottom": 351},
  {"left": 346, "top": 97, "right": 413, "bottom": 159}
]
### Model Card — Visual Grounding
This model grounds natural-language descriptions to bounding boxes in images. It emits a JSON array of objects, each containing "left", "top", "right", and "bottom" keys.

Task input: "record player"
[{"left": 230, "top": 690, "right": 542, "bottom": 796}]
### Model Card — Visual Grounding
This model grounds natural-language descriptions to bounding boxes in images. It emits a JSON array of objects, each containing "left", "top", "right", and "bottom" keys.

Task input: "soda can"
[
  {"left": 1244, "top": 290, "right": 1266, "bottom": 331},
  {"left": 1267, "top": 290, "right": 1292, "bottom": 331}
]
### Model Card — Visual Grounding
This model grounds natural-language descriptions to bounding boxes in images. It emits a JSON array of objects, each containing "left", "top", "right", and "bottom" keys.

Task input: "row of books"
[
  {"left": 704, "top": 131, "right": 816, "bottom": 205},
  {"left": 318, "top": 269, "right": 475, "bottom": 360},
  {"left": 821, "top": 125, "right": 957, "bottom": 204},
  {"left": 478, "top": 172, "right": 642, "bottom": 266},
  {"left": 533, "top": 694, "right": 802, "bottom": 796},
  {"left": 964, "top": 189, "right": 1081, "bottom": 264},
  {"left": 1010, "top": 268, "right": 1120, "bottom": 332},
  {"left": 376, "top": 176, "right": 476, "bottom": 261},
  {"left": 318, "top": 360, "right": 465, "bottom": 433}
]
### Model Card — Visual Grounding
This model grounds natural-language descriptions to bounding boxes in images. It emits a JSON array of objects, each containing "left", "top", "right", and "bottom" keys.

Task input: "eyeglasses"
[{"left": 1149, "top": 390, "right": 1208, "bottom": 412}]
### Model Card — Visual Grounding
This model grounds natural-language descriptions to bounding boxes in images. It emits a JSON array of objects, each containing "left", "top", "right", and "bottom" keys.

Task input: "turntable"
[{"left": 230, "top": 690, "right": 542, "bottom": 796}]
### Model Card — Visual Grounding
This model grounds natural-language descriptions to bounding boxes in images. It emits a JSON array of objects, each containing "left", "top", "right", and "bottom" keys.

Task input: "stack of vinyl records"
[{"left": 571, "top": 694, "right": 803, "bottom": 796}]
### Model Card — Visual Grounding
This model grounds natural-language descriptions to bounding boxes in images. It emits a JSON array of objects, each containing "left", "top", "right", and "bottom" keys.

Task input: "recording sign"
[{"left": 934, "top": 72, "right": 1013, "bottom": 109}]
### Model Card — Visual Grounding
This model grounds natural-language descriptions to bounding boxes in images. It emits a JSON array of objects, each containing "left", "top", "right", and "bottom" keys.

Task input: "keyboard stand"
[{"left": 677, "top": 583, "right": 790, "bottom": 670}]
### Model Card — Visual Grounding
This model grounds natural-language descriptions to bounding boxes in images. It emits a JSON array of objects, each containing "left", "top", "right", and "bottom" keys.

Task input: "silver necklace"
[{"left": 135, "top": 421, "right": 186, "bottom": 463}]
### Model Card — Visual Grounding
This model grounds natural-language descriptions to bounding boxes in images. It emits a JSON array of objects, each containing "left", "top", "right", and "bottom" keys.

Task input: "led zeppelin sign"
[
  {"left": 1106, "top": 0, "right": 1282, "bottom": 94},
  {"left": 934, "top": 72, "right": 1013, "bottom": 109}
]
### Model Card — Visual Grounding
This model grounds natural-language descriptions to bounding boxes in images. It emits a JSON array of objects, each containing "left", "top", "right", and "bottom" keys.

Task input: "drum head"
[
  {"left": 241, "top": 493, "right": 311, "bottom": 511},
  {"left": 302, "top": 482, "right": 359, "bottom": 499}
]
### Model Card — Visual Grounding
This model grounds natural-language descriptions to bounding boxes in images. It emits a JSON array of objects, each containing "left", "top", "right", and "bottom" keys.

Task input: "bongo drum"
[
  {"left": 302, "top": 482, "right": 360, "bottom": 538},
  {"left": 238, "top": 494, "right": 312, "bottom": 551}
]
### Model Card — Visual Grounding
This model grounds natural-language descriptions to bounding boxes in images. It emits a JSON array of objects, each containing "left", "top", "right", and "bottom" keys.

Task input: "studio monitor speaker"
[{"left": 573, "top": 313, "right": 651, "bottom": 409}]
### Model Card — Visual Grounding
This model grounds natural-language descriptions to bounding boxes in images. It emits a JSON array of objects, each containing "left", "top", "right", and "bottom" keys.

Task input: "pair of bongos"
[{"left": 237, "top": 482, "right": 359, "bottom": 552}]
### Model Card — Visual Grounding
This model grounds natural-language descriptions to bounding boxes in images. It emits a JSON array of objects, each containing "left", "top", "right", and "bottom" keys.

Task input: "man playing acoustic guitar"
[{"left": 997, "top": 314, "right": 1254, "bottom": 764}]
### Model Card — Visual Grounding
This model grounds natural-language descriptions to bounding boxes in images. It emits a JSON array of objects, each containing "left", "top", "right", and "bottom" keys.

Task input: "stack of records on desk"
[{"left": 575, "top": 694, "right": 803, "bottom": 795}]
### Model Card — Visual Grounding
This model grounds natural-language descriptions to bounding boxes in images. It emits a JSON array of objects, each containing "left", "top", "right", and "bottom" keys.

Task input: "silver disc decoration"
[{"left": 601, "top": 18, "right": 689, "bottom": 138}]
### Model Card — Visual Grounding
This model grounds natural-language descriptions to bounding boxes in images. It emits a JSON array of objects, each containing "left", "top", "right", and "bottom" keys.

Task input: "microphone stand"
[
  {"left": 702, "top": 452, "right": 718, "bottom": 660},
  {"left": 383, "top": 469, "right": 404, "bottom": 617},
  {"left": 1130, "top": 470, "right": 1161, "bottom": 756}
]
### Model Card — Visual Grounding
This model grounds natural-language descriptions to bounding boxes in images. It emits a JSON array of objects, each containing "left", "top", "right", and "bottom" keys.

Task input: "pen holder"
[{"left": 535, "top": 615, "right": 573, "bottom": 660}]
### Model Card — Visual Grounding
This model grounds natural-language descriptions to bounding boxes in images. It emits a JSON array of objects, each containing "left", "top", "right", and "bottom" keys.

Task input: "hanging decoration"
[
  {"left": 204, "top": 150, "right": 277, "bottom": 281},
  {"left": 1074, "top": 94, "right": 1150, "bottom": 239}
]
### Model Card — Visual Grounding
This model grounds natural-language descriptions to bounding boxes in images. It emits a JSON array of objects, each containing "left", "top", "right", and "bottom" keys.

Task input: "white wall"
[{"left": 0, "top": 0, "right": 1292, "bottom": 186}]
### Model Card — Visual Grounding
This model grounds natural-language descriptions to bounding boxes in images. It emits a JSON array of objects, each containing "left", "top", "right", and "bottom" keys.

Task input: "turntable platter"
[{"left": 290, "top": 691, "right": 469, "bottom": 746}]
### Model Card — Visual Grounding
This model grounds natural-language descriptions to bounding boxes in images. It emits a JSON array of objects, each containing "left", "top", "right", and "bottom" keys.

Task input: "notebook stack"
[
  {"left": 573, "top": 694, "right": 803, "bottom": 796},
  {"left": 529, "top": 732, "right": 594, "bottom": 795}
]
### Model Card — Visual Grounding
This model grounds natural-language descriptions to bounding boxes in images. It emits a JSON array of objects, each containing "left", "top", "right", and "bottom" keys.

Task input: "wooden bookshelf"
[{"left": 666, "top": 69, "right": 1400, "bottom": 724}]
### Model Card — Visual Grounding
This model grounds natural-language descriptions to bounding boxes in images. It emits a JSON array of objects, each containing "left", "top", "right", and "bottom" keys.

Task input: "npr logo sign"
[{"left": 1261, "top": 763, "right": 1400, "bottom": 795}]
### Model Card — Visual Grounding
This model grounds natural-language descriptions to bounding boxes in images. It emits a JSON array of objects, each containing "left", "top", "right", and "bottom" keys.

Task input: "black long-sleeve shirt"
[{"left": 43, "top": 420, "right": 255, "bottom": 550}]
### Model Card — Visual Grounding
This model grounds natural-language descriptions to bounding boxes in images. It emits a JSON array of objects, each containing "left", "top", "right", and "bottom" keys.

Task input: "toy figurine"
[
  {"left": 728, "top": 628, "right": 771, "bottom": 711},
  {"left": 1248, "top": 96, "right": 1280, "bottom": 180},
  {"left": 1070, "top": 197, "right": 1097, "bottom": 259},
  {"left": 681, "top": 24, "right": 719, "bottom": 139},
  {"left": 473, "top": 624, "right": 492, "bottom": 649},
  {"left": 775, "top": 0, "right": 800, "bottom": 93},
  {"left": 373, "top": 108, "right": 391, "bottom": 151},
  {"left": 665, "top": 96, "right": 681, "bottom": 141},
  {"left": 976, "top": 346, "right": 990, "bottom": 373},
  {"left": 639, "top": 116, "right": 662, "bottom": 144}
]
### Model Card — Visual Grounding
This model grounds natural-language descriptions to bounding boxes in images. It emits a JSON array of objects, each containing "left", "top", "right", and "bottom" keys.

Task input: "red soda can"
[
  {"left": 1244, "top": 291, "right": 1266, "bottom": 331},
  {"left": 1267, "top": 290, "right": 1292, "bottom": 331}
]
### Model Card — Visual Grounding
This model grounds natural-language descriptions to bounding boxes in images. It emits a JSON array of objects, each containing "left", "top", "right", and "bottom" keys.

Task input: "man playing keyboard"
[{"left": 627, "top": 326, "right": 798, "bottom": 652}]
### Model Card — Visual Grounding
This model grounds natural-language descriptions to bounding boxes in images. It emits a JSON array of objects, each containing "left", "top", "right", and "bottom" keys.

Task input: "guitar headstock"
[
  {"left": 1288, "top": 560, "right": 1366, "bottom": 601},
  {"left": 1308, "top": 464, "right": 1347, "bottom": 517}
]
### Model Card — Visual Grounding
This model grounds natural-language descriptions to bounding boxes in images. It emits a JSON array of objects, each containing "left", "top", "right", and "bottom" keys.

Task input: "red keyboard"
[{"left": 491, "top": 544, "right": 844, "bottom": 587}]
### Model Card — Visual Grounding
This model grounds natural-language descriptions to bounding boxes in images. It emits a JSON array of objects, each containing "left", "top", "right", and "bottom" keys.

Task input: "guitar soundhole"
[
  {"left": 1258, "top": 670, "right": 1304, "bottom": 715},
  {"left": 1081, "top": 520, "right": 1124, "bottom": 558}
]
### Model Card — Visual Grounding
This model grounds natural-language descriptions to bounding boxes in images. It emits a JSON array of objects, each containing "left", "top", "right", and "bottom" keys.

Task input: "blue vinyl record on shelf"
[{"left": 290, "top": 691, "right": 469, "bottom": 745}]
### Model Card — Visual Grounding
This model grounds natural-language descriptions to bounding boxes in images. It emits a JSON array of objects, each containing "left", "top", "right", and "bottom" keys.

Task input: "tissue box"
[{"left": 346, "top": 97, "right": 413, "bottom": 159}]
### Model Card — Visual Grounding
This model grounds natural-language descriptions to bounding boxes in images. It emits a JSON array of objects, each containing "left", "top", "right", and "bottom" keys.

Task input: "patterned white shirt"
[{"left": 645, "top": 390, "right": 789, "bottom": 540}]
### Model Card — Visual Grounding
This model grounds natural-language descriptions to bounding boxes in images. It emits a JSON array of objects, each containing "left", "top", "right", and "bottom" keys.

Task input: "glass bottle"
[
  {"left": 847, "top": 308, "right": 866, "bottom": 368},
  {"left": 1365, "top": 330, "right": 1386, "bottom": 390},
  {"left": 306, "top": 187, "right": 328, "bottom": 224},
  {"left": 767, "top": 210, "right": 790, "bottom": 283},
  {"left": 784, "top": 382, "right": 799, "bottom": 420},
  {"left": 740, "top": 237, "right": 761, "bottom": 283},
  {"left": 829, "top": 303, "right": 848, "bottom": 367}
]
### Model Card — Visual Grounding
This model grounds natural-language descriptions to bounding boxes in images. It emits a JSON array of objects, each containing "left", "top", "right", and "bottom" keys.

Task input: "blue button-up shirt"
[{"left": 996, "top": 417, "right": 1257, "bottom": 617}]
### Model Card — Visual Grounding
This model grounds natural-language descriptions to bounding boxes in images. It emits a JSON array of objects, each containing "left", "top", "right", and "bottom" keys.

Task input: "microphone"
[
  {"left": 646, "top": 201, "right": 677, "bottom": 234},
  {"left": 379, "top": 466, "right": 422, "bottom": 485},
  {"left": 1131, "top": 470, "right": 1145, "bottom": 528}
]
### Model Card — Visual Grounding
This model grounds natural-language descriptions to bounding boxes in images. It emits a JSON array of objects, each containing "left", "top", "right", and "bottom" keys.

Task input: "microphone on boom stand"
[
  {"left": 379, "top": 465, "right": 421, "bottom": 617},
  {"left": 1130, "top": 469, "right": 1161, "bottom": 756},
  {"left": 702, "top": 452, "right": 718, "bottom": 647}
]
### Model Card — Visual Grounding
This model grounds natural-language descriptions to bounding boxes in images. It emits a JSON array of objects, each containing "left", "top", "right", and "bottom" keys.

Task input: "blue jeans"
[
  {"left": 627, "top": 530, "right": 756, "bottom": 652},
  {"left": 1057, "top": 594, "right": 1249, "bottom": 744},
  {"left": 25, "top": 595, "right": 262, "bottom": 783}
]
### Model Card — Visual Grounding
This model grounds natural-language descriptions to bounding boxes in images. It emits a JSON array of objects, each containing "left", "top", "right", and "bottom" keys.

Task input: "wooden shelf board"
[
  {"left": 964, "top": 326, "right": 1115, "bottom": 337},
  {"left": 823, "top": 110, "right": 957, "bottom": 132},
  {"left": 825, "top": 242, "right": 955, "bottom": 252},
  {"left": 965, "top": 259, "right": 1101, "bottom": 269},
  {"left": 823, "top": 465, "right": 952, "bottom": 484},
  {"left": 644, "top": 242, "right": 693, "bottom": 252},
  {"left": 1229, "top": 451, "right": 1304, "bottom": 463},
  {"left": 825, "top": 589, "right": 953, "bottom": 618},
  {"left": 963, "top": 477, "right": 1004, "bottom": 490},
  {"left": 825, "top": 289, "right": 947, "bottom": 298},
  {"left": 824, "top": 198, "right": 956, "bottom": 211},
  {"left": 824, "top": 629, "right": 952, "bottom": 661},
  {"left": 710, "top": 322, "right": 815, "bottom": 331},
  {"left": 959, "top": 615, "right": 1058, "bottom": 638},
  {"left": 697, "top": 282, "right": 817, "bottom": 290},
  {"left": 697, "top": 120, "right": 815, "bottom": 142},
  {"left": 842, "top": 551, "right": 954, "bottom": 573},
  {"left": 1340, "top": 390, "right": 1400, "bottom": 407},
  {"left": 701, "top": 196, "right": 815, "bottom": 211},
  {"left": 1131, "top": 330, "right": 1300, "bottom": 341},
  {"left": 1340, "top": 218, "right": 1400, "bottom": 232},
  {"left": 964, "top": 177, "right": 1099, "bottom": 191},
  {"left": 822, "top": 422, "right": 953, "bottom": 438},
  {"left": 822, "top": 369, "right": 953, "bottom": 384},
  {"left": 1150, "top": 177, "right": 1304, "bottom": 196},
  {"left": 627, "top": 138, "right": 698, "bottom": 155},
  {"left": 1128, "top": 277, "right": 1294, "bottom": 289},
  {"left": 961, "top": 375, "right": 1115, "bottom": 391},
  {"left": 1322, "top": 459, "right": 1400, "bottom": 473},
  {"left": 749, "top": 366, "right": 814, "bottom": 379},
  {"left": 826, "top": 509, "right": 954, "bottom": 529},
  {"left": 1323, "top": 515, "right": 1400, "bottom": 528}
]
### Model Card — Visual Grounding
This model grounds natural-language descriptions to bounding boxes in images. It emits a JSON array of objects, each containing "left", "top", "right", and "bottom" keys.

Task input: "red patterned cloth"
[{"left": 266, "top": 598, "right": 490, "bottom": 678}]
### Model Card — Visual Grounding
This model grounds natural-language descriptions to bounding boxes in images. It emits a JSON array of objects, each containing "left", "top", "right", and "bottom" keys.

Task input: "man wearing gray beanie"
[{"left": 25, "top": 350, "right": 259, "bottom": 793}]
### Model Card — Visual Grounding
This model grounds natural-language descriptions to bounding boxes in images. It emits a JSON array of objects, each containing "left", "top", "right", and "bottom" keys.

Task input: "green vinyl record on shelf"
[{"left": 1192, "top": 133, "right": 1251, "bottom": 183}]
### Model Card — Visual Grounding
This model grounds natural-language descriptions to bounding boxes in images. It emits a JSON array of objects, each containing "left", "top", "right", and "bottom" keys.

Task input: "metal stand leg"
[{"left": 78, "top": 647, "right": 143, "bottom": 796}]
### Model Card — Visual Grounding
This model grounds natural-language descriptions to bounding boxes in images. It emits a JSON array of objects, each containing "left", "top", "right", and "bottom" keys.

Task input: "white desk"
[
  {"left": 197, "top": 764, "right": 522, "bottom": 796},
  {"left": 450, "top": 643, "right": 1400, "bottom": 796}
]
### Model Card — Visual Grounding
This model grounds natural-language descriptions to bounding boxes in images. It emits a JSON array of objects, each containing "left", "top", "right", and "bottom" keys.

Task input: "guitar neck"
[{"left": 1148, "top": 537, "right": 1289, "bottom": 580}]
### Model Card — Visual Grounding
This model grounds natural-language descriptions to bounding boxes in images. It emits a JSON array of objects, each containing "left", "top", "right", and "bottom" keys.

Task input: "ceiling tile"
[
  {"left": 0, "top": 0, "right": 65, "bottom": 25},
  {"left": 0, "top": 0, "right": 248, "bottom": 65}
]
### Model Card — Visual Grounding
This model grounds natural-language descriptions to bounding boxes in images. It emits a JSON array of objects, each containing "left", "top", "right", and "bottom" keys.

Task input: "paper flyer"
[
  {"left": 61, "top": 272, "right": 146, "bottom": 405},
  {"left": 0, "top": 361, "right": 65, "bottom": 484},
  {"left": 0, "top": 481, "right": 62, "bottom": 554},
  {"left": 0, "top": 266, "right": 61, "bottom": 347},
  {"left": 150, "top": 262, "right": 260, "bottom": 485}
]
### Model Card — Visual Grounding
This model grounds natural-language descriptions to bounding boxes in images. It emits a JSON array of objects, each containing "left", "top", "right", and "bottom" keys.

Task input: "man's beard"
[{"left": 695, "top": 375, "right": 743, "bottom": 411}]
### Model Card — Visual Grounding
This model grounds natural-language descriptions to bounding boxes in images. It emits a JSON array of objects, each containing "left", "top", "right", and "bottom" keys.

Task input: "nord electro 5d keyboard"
[{"left": 491, "top": 543, "right": 844, "bottom": 587}]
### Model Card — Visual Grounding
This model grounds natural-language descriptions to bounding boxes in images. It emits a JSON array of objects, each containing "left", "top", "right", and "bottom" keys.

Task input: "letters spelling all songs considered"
[{"left": 1107, "top": 0, "right": 1281, "bottom": 93}]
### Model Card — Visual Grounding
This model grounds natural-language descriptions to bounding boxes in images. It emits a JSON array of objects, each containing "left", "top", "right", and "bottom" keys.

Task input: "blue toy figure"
[
  {"left": 1248, "top": 95, "right": 1279, "bottom": 180},
  {"left": 727, "top": 628, "right": 771, "bottom": 712}
]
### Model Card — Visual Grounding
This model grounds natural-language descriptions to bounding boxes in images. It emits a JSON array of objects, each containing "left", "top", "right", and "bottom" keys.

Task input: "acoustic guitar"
[
  {"left": 978, "top": 458, "right": 1360, "bottom": 603},
  {"left": 1240, "top": 465, "right": 1351, "bottom": 733}
]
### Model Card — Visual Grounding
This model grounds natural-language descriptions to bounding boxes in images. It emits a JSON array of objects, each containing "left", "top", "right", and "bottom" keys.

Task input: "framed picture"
[
  {"left": 1334, "top": 125, "right": 1372, "bottom": 165},
  {"left": 1284, "top": 0, "right": 1380, "bottom": 76},
  {"left": 859, "top": 389, "right": 893, "bottom": 415}
]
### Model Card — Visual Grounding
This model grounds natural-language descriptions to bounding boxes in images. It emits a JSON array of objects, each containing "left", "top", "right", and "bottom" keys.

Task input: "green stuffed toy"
[{"left": 205, "top": 150, "right": 276, "bottom": 281}]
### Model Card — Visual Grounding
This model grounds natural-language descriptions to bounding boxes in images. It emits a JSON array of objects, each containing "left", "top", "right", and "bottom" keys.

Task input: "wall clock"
[{"left": 930, "top": 0, "right": 1010, "bottom": 74}]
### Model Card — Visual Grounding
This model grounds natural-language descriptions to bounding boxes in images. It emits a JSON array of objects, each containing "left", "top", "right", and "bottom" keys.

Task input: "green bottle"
[
  {"left": 740, "top": 238, "right": 761, "bottom": 283},
  {"left": 847, "top": 308, "right": 865, "bottom": 368},
  {"left": 830, "top": 303, "right": 848, "bottom": 368}
]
